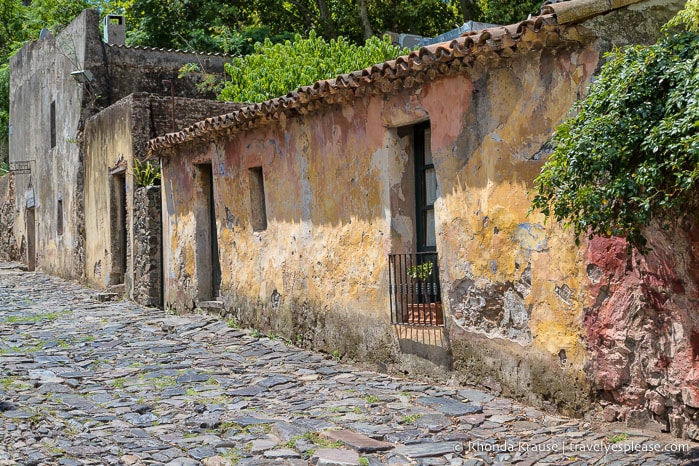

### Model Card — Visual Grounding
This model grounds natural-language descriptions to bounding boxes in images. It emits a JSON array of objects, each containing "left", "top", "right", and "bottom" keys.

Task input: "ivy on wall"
[{"left": 531, "top": 5, "right": 699, "bottom": 250}]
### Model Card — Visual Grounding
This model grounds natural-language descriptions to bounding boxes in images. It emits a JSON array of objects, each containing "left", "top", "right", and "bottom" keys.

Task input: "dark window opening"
[
  {"left": 109, "top": 172, "right": 127, "bottom": 285},
  {"left": 415, "top": 123, "right": 436, "bottom": 252},
  {"left": 57, "top": 199, "right": 63, "bottom": 236},
  {"left": 194, "top": 163, "right": 221, "bottom": 301},
  {"left": 26, "top": 207, "right": 36, "bottom": 271},
  {"left": 50, "top": 100, "right": 56, "bottom": 148},
  {"left": 389, "top": 122, "right": 443, "bottom": 326},
  {"left": 249, "top": 166, "right": 267, "bottom": 231}
]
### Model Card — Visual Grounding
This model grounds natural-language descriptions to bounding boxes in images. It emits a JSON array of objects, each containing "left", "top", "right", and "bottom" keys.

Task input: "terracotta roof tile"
[{"left": 149, "top": 0, "right": 638, "bottom": 155}]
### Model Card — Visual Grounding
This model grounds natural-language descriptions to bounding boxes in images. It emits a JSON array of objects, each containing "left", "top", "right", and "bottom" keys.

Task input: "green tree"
[
  {"left": 532, "top": 4, "right": 699, "bottom": 249},
  {"left": 478, "top": 0, "right": 540, "bottom": 25},
  {"left": 218, "top": 31, "right": 407, "bottom": 102},
  {"left": 119, "top": 0, "right": 530, "bottom": 53},
  {"left": 123, "top": 0, "right": 243, "bottom": 52}
]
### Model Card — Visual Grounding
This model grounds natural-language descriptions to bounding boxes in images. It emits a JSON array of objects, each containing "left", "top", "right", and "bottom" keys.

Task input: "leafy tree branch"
[{"left": 532, "top": 5, "right": 699, "bottom": 250}]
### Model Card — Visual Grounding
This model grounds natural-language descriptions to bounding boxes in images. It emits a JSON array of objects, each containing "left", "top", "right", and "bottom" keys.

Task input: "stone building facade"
[
  {"left": 6, "top": 9, "right": 239, "bottom": 303},
  {"left": 149, "top": 0, "right": 697, "bottom": 438},
  {"left": 83, "top": 93, "right": 241, "bottom": 304}
]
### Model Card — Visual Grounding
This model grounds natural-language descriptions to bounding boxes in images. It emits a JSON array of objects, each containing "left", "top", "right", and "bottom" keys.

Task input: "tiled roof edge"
[
  {"left": 148, "top": 13, "right": 596, "bottom": 155},
  {"left": 541, "top": 0, "right": 643, "bottom": 24}
]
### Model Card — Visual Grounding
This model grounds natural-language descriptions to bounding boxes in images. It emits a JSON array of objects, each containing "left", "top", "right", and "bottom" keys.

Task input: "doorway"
[
  {"left": 194, "top": 163, "right": 221, "bottom": 301},
  {"left": 26, "top": 207, "right": 35, "bottom": 271},
  {"left": 415, "top": 123, "right": 436, "bottom": 254},
  {"left": 110, "top": 171, "right": 127, "bottom": 285}
]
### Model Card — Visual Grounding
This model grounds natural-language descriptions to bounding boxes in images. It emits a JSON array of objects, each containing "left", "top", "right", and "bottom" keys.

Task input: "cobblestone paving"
[{"left": 0, "top": 263, "right": 697, "bottom": 465}]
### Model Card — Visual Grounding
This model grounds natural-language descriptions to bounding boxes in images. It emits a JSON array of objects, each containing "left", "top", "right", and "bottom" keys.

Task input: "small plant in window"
[
  {"left": 407, "top": 261, "right": 438, "bottom": 305},
  {"left": 407, "top": 262, "right": 433, "bottom": 282}
]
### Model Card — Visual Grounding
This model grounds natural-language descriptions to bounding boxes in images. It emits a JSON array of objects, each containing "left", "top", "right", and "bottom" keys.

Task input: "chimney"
[{"left": 104, "top": 15, "right": 125, "bottom": 46}]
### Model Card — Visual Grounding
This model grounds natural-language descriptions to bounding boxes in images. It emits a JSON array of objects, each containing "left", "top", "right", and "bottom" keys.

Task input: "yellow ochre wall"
[{"left": 161, "top": 41, "right": 598, "bottom": 412}]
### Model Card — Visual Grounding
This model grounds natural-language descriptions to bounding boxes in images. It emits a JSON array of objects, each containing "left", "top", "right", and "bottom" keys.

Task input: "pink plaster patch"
[{"left": 582, "top": 225, "right": 699, "bottom": 422}]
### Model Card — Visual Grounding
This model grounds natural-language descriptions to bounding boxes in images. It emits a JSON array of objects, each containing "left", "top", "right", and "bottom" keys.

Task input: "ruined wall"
[
  {"left": 162, "top": 101, "right": 402, "bottom": 364},
  {"left": 0, "top": 174, "right": 18, "bottom": 261},
  {"left": 83, "top": 97, "right": 134, "bottom": 289},
  {"left": 84, "top": 93, "right": 242, "bottom": 296},
  {"left": 158, "top": 0, "right": 689, "bottom": 418},
  {"left": 133, "top": 186, "right": 162, "bottom": 307},
  {"left": 105, "top": 46, "right": 228, "bottom": 101},
  {"left": 8, "top": 9, "right": 104, "bottom": 280},
  {"left": 146, "top": 97, "right": 243, "bottom": 144},
  {"left": 428, "top": 46, "right": 598, "bottom": 413},
  {"left": 5, "top": 8, "right": 235, "bottom": 279}
]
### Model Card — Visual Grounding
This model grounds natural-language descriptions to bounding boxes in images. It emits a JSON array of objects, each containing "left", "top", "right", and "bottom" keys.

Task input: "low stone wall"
[
  {"left": 0, "top": 174, "right": 19, "bottom": 261},
  {"left": 132, "top": 186, "right": 161, "bottom": 307}
]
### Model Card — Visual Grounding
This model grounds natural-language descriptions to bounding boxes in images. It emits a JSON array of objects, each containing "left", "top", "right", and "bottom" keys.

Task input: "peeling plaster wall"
[
  {"left": 161, "top": 38, "right": 598, "bottom": 405},
  {"left": 159, "top": 0, "right": 689, "bottom": 418},
  {"left": 83, "top": 97, "right": 134, "bottom": 289},
  {"left": 84, "top": 94, "right": 242, "bottom": 296},
  {"left": 426, "top": 47, "right": 597, "bottom": 413},
  {"left": 6, "top": 8, "right": 232, "bottom": 281},
  {"left": 162, "top": 101, "right": 402, "bottom": 364}
]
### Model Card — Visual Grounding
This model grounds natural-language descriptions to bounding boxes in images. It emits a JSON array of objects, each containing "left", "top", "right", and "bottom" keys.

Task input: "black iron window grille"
[{"left": 388, "top": 252, "right": 443, "bottom": 326}]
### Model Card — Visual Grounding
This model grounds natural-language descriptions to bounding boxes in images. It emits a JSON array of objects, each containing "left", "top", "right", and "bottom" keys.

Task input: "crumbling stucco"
[{"left": 584, "top": 221, "right": 699, "bottom": 439}]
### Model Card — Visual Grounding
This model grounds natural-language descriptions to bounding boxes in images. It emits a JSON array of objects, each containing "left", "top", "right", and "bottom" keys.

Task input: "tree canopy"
[
  {"left": 531, "top": 2, "right": 699, "bottom": 249},
  {"left": 114, "top": 0, "right": 541, "bottom": 54},
  {"left": 217, "top": 32, "right": 406, "bottom": 103},
  {"left": 0, "top": 0, "right": 541, "bottom": 166}
]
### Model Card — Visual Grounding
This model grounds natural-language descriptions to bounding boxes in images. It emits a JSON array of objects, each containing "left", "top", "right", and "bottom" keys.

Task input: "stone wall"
[
  {"left": 105, "top": 45, "right": 228, "bottom": 101},
  {"left": 584, "top": 220, "right": 699, "bottom": 440},
  {"left": 0, "top": 174, "right": 18, "bottom": 261},
  {"left": 6, "top": 8, "right": 233, "bottom": 280},
  {"left": 132, "top": 186, "right": 162, "bottom": 307},
  {"left": 8, "top": 9, "right": 102, "bottom": 280}
]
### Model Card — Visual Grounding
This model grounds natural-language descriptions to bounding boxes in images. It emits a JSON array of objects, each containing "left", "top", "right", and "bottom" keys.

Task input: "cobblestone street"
[{"left": 0, "top": 262, "right": 696, "bottom": 465}]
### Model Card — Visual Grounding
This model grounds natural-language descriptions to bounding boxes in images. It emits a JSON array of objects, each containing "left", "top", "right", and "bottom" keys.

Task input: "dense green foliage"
[
  {"left": 133, "top": 158, "right": 161, "bottom": 186},
  {"left": 0, "top": 0, "right": 539, "bottom": 167},
  {"left": 478, "top": 0, "right": 540, "bottom": 25},
  {"left": 666, "top": 0, "right": 699, "bottom": 32},
  {"left": 532, "top": 28, "right": 699, "bottom": 249},
  {"left": 219, "top": 32, "right": 407, "bottom": 102},
  {"left": 120, "top": 0, "right": 539, "bottom": 54},
  {"left": 119, "top": 0, "right": 463, "bottom": 53}
]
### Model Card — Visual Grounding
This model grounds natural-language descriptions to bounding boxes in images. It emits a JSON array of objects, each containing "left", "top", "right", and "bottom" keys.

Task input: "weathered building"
[
  {"left": 83, "top": 93, "right": 241, "bottom": 305},
  {"left": 6, "top": 9, "right": 238, "bottom": 303},
  {"left": 149, "top": 0, "right": 697, "bottom": 438}
]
